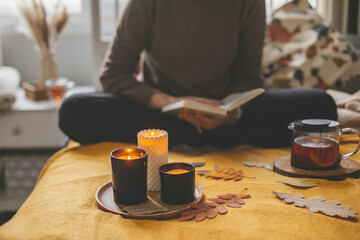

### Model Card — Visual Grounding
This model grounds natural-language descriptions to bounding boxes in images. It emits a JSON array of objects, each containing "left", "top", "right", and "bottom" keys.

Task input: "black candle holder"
[
  {"left": 110, "top": 147, "right": 148, "bottom": 205},
  {"left": 159, "top": 162, "right": 195, "bottom": 205}
]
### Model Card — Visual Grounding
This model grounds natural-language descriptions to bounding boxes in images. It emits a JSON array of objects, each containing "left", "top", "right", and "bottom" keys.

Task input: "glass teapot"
[{"left": 288, "top": 119, "right": 360, "bottom": 170}]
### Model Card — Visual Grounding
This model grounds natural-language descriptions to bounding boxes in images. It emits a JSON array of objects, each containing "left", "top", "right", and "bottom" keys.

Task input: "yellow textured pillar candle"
[{"left": 137, "top": 129, "right": 168, "bottom": 191}]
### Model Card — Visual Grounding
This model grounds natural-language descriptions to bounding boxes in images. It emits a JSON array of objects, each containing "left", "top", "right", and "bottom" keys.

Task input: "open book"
[{"left": 162, "top": 88, "right": 265, "bottom": 117}]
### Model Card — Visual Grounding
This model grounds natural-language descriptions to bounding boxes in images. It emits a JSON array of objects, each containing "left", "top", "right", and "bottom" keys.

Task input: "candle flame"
[
  {"left": 128, "top": 156, "right": 131, "bottom": 160},
  {"left": 151, "top": 131, "right": 154, "bottom": 136}
]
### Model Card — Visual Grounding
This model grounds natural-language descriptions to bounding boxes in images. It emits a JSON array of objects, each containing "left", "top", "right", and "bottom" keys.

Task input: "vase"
[{"left": 39, "top": 52, "right": 58, "bottom": 85}]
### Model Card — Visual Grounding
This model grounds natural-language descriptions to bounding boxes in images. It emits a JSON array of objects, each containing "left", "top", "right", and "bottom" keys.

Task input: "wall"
[{"left": 1, "top": 32, "right": 95, "bottom": 86}]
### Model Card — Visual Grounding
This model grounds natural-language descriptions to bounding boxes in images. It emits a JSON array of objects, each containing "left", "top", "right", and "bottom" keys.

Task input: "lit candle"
[
  {"left": 110, "top": 147, "right": 148, "bottom": 205},
  {"left": 159, "top": 162, "right": 195, "bottom": 205},
  {"left": 137, "top": 129, "right": 168, "bottom": 191},
  {"left": 166, "top": 169, "right": 189, "bottom": 175}
]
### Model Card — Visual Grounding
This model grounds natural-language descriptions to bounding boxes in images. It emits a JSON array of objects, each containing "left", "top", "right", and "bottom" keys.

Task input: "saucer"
[
  {"left": 95, "top": 181, "right": 203, "bottom": 219},
  {"left": 273, "top": 156, "right": 360, "bottom": 181}
]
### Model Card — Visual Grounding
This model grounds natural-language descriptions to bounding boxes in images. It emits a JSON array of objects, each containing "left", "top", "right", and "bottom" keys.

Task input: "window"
[
  {"left": 265, "top": 0, "right": 318, "bottom": 16},
  {"left": 99, "top": 0, "right": 129, "bottom": 42},
  {"left": 0, "top": 0, "right": 82, "bottom": 15},
  {"left": 0, "top": 0, "right": 86, "bottom": 34}
]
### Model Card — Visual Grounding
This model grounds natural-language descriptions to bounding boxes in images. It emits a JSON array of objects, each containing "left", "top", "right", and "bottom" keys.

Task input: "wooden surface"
[
  {"left": 96, "top": 181, "right": 203, "bottom": 219},
  {"left": 273, "top": 155, "right": 360, "bottom": 180}
]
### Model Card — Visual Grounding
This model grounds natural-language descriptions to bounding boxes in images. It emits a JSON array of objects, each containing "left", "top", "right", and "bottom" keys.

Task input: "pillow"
[{"left": 262, "top": 0, "right": 360, "bottom": 91}]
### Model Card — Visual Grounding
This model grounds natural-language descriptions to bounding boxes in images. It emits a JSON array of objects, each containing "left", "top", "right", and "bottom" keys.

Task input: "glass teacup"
[{"left": 45, "top": 78, "right": 74, "bottom": 101}]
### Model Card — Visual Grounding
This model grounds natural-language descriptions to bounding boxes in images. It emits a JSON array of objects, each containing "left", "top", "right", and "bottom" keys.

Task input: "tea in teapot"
[{"left": 288, "top": 119, "right": 360, "bottom": 170}]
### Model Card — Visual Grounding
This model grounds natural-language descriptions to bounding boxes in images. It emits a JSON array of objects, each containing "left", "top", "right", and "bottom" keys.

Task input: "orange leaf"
[
  {"left": 217, "top": 195, "right": 233, "bottom": 200},
  {"left": 179, "top": 215, "right": 196, "bottom": 221},
  {"left": 214, "top": 165, "right": 222, "bottom": 173},
  {"left": 196, "top": 203, "right": 211, "bottom": 209},
  {"left": 208, "top": 173, "right": 225, "bottom": 179},
  {"left": 206, "top": 208, "right": 217, "bottom": 219},
  {"left": 238, "top": 194, "right": 251, "bottom": 199},
  {"left": 223, "top": 175, "right": 235, "bottom": 181},
  {"left": 202, "top": 202, "right": 218, "bottom": 208},
  {"left": 226, "top": 202, "right": 242, "bottom": 208},
  {"left": 225, "top": 193, "right": 236, "bottom": 197},
  {"left": 181, "top": 209, "right": 202, "bottom": 216},
  {"left": 228, "top": 168, "right": 236, "bottom": 175},
  {"left": 233, "top": 198, "right": 246, "bottom": 205},
  {"left": 208, "top": 198, "right": 226, "bottom": 204},
  {"left": 188, "top": 203, "right": 209, "bottom": 209},
  {"left": 233, "top": 176, "right": 243, "bottom": 181},
  {"left": 195, "top": 212, "right": 207, "bottom": 222},
  {"left": 216, "top": 205, "right": 228, "bottom": 214},
  {"left": 236, "top": 170, "right": 244, "bottom": 177}
]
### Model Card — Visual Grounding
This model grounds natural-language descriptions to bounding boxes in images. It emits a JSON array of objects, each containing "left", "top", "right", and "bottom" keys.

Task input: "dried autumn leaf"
[
  {"left": 226, "top": 202, "right": 242, "bottom": 208},
  {"left": 228, "top": 168, "right": 236, "bottom": 175},
  {"left": 206, "top": 208, "right": 217, "bottom": 219},
  {"left": 235, "top": 170, "right": 244, "bottom": 177},
  {"left": 196, "top": 203, "right": 212, "bottom": 209},
  {"left": 188, "top": 203, "right": 210, "bottom": 209},
  {"left": 244, "top": 161, "right": 272, "bottom": 170},
  {"left": 188, "top": 203, "right": 201, "bottom": 209},
  {"left": 179, "top": 189, "right": 249, "bottom": 222},
  {"left": 233, "top": 176, "right": 243, "bottom": 181},
  {"left": 223, "top": 175, "right": 235, "bottom": 181},
  {"left": 279, "top": 179, "right": 318, "bottom": 188},
  {"left": 225, "top": 193, "right": 236, "bottom": 197},
  {"left": 273, "top": 192, "right": 357, "bottom": 219},
  {"left": 197, "top": 165, "right": 249, "bottom": 182},
  {"left": 181, "top": 209, "right": 202, "bottom": 216},
  {"left": 208, "top": 173, "right": 225, "bottom": 179},
  {"left": 216, "top": 205, "right": 228, "bottom": 214},
  {"left": 179, "top": 214, "right": 196, "bottom": 221},
  {"left": 214, "top": 165, "right": 222, "bottom": 173},
  {"left": 217, "top": 195, "right": 233, "bottom": 200},
  {"left": 238, "top": 194, "right": 251, "bottom": 199},
  {"left": 202, "top": 202, "right": 218, "bottom": 208},
  {"left": 208, "top": 198, "right": 226, "bottom": 204},
  {"left": 233, "top": 198, "right": 246, "bottom": 205},
  {"left": 195, "top": 211, "right": 207, "bottom": 222}
]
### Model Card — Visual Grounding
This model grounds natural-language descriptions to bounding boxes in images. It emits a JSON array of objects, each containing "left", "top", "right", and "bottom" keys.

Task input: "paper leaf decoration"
[
  {"left": 273, "top": 192, "right": 357, "bottom": 219},
  {"left": 179, "top": 190, "right": 251, "bottom": 222},
  {"left": 197, "top": 165, "right": 245, "bottom": 181},
  {"left": 244, "top": 161, "right": 272, "bottom": 170},
  {"left": 279, "top": 179, "right": 318, "bottom": 188}
]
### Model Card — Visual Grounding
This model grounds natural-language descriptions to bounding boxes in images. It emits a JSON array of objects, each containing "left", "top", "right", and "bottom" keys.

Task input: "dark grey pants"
[{"left": 59, "top": 88, "right": 337, "bottom": 148}]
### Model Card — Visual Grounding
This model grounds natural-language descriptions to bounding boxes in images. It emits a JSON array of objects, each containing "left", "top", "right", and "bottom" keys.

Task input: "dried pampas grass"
[
  {"left": 18, "top": 0, "right": 69, "bottom": 84},
  {"left": 18, "top": 0, "right": 69, "bottom": 55}
]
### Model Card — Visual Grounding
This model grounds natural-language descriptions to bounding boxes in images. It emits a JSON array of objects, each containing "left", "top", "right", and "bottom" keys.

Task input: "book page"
[{"left": 220, "top": 88, "right": 265, "bottom": 111}]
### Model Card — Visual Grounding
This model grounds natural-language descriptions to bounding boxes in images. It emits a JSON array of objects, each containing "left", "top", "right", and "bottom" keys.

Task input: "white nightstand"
[
  {"left": 0, "top": 86, "right": 95, "bottom": 212},
  {"left": 0, "top": 86, "right": 95, "bottom": 149}
]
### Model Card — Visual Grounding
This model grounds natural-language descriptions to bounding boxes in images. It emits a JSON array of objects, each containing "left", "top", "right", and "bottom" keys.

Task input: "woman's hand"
[
  {"left": 179, "top": 108, "right": 240, "bottom": 130},
  {"left": 150, "top": 93, "right": 239, "bottom": 130}
]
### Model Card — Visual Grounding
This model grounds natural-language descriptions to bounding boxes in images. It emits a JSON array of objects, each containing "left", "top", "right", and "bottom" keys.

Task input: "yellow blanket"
[{"left": 1, "top": 142, "right": 359, "bottom": 240}]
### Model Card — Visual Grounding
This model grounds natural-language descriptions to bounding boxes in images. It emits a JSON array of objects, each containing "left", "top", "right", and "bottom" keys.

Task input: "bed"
[
  {"left": 0, "top": 140, "right": 359, "bottom": 239},
  {"left": 1, "top": 1, "right": 360, "bottom": 238}
]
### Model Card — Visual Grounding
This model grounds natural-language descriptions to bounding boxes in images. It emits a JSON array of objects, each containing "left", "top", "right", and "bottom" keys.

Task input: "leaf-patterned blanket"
[{"left": 262, "top": 0, "right": 360, "bottom": 91}]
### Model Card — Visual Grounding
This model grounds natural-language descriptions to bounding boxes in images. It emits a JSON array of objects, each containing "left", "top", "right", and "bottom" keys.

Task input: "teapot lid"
[{"left": 292, "top": 119, "right": 339, "bottom": 132}]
